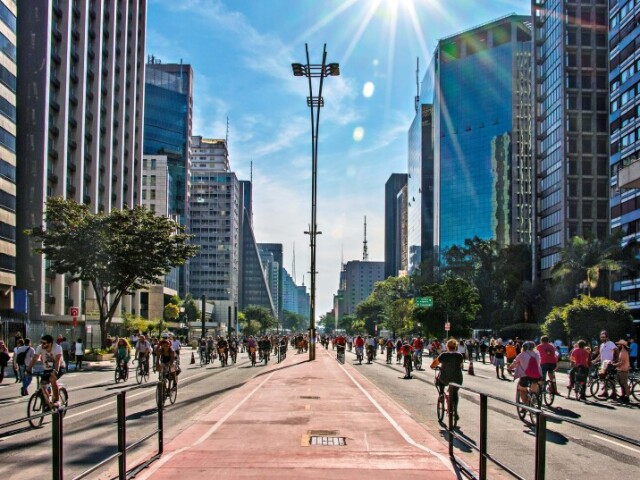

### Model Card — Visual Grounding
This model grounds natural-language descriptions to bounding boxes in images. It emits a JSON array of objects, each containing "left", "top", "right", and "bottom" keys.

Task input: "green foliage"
[
  {"left": 169, "top": 295, "right": 181, "bottom": 306},
  {"left": 541, "top": 308, "right": 567, "bottom": 343},
  {"left": 240, "top": 320, "right": 261, "bottom": 337},
  {"left": 318, "top": 312, "right": 335, "bottom": 334},
  {"left": 163, "top": 303, "right": 180, "bottom": 321},
  {"left": 243, "top": 305, "right": 276, "bottom": 334},
  {"left": 355, "top": 276, "right": 412, "bottom": 335},
  {"left": 283, "top": 310, "right": 307, "bottom": 331},
  {"left": 27, "top": 198, "right": 198, "bottom": 347},
  {"left": 498, "top": 323, "right": 541, "bottom": 341},
  {"left": 384, "top": 298, "right": 414, "bottom": 337},
  {"left": 122, "top": 313, "right": 156, "bottom": 334},
  {"left": 542, "top": 296, "right": 633, "bottom": 343},
  {"left": 350, "top": 319, "right": 366, "bottom": 335},
  {"left": 414, "top": 277, "right": 480, "bottom": 338},
  {"left": 183, "top": 294, "right": 200, "bottom": 323}
]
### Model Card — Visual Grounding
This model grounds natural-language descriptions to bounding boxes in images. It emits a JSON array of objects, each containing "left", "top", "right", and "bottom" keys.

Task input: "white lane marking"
[
  {"left": 137, "top": 370, "right": 275, "bottom": 480},
  {"left": 591, "top": 434, "right": 640, "bottom": 454},
  {"left": 65, "top": 389, "right": 151, "bottom": 419},
  {"left": 336, "top": 357, "right": 456, "bottom": 474}
]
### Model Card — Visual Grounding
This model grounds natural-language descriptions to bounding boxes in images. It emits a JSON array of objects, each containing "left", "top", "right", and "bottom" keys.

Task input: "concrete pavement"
[{"left": 136, "top": 348, "right": 459, "bottom": 479}]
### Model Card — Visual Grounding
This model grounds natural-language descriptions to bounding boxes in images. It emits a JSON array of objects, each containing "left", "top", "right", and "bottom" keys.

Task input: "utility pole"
[{"left": 201, "top": 295, "right": 206, "bottom": 338}]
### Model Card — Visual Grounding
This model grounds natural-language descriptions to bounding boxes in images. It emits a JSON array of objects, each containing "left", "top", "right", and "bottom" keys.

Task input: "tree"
[
  {"left": 164, "top": 303, "right": 180, "bottom": 322},
  {"left": 355, "top": 276, "right": 412, "bottom": 334},
  {"left": 27, "top": 198, "right": 198, "bottom": 347},
  {"left": 122, "top": 313, "right": 156, "bottom": 334},
  {"left": 384, "top": 298, "right": 414, "bottom": 338},
  {"left": 240, "top": 320, "right": 261, "bottom": 337},
  {"left": 541, "top": 307, "right": 568, "bottom": 343},
  {"left": 183, "top": 294, "right": 200, "bottom": 324},
  {"left": 563, "top": 296, "right": 633, "bottom": 342},
  {"left": 243, "top": 305, "right": 276, "bottom": 334},
  {"left": 283, "top": 310, "right": 306, "bottom": 332},
  {"left": 413, "top": 277, "right": 480, "bottom": 339},
  {"left": 318, "top": 313, "right": 335, "bottom": 334}
]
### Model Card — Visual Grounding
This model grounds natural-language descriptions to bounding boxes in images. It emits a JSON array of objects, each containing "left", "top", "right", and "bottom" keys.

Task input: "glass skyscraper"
[
  {"left": 410, "top": 14, "right": 533, "bottom": 272},
  {"left": 532, "top": 0, "right": 610, "bottom": 279}
]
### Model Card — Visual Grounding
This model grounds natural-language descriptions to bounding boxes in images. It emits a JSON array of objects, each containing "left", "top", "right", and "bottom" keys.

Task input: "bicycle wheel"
[
  {"left": 200, "top": 353, "right": 205, "bottom": 368},
  {"left": 516, "top": 390, "right": 527, "bottom": 422},
  {"left": 590, "top": 378, "right": 603, "bottom": 397},
  {"left": 156, "top": 381, "right": 164, "bottom": 409},
  {"left": 437, "top": 394, "right": 445, "bottom": 423},
  {"left": 631, "top": 379, "right": 640, "bottom": 402},
  {"left": 168, "top": 378, "right": 177, "bottom": 404},
  {"left": 27, "top": 391, "right": 45, "bottom": 428},
  {"left": 543, "top": 381, "right": 555, "bottom": 407},
  {"left": 114, "top": 366, "right": 121, "bottom": 384},
  {"left": 136, "top": 366, "right": 143, "bottom": 384},
  {"left": 58, "top": 387, "right": 69, "bottom": 415},
  {"left": 528, "top": 394, "right": 540, "bottom": 427}
]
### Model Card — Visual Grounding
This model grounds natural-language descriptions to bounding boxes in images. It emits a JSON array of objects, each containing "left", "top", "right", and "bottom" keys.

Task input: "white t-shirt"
[
  {"left": 137, "top": 340, "right": 151, "bottom": 353},
  {"left": 75, "top": 343, "right": 84, "bottom": 356},
  {"left": 599, "top": 340, "right": 617, "bottom": 362},
  {"left": 366, "top": 338, "right": 375, "bottom": 346},
  {"left": 35, "top": 343, "right": 63, "bottom": 370},
  {"left": 171, "top": 340, "right": 181, "bottom": 351}
]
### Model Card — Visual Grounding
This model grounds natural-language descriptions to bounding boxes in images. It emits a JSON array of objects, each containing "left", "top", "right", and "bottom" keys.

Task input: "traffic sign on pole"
[
  {"left": 69, "top": 307, "right": 79, "bottom": 317},
  {"left": 72, "top": 317, "right": 78, "bottom": 327},
  {"left": 444, "top": 322, "right": 451, "bottom": 332},
  {"left": 416, "top": 296, "right": 433, "bottom": 308}
]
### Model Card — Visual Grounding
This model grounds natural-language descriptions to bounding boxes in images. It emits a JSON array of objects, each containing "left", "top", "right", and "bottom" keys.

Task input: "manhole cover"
[
  {"left": 309, "top": 436, "right": 346, "bottom": 446},
  {"left": 307, "top": 430, "right": 339, "bottom": 436},
  {"left": 299, "top": 396, "right": 320, "bottom": 400}
]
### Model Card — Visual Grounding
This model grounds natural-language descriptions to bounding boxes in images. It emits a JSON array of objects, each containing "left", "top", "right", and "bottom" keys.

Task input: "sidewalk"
[{"left": 137, "top": 348, "right": 458, "bottom": 479}]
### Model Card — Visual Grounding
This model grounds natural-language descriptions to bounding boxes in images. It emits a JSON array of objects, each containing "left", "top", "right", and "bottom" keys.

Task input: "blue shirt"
[{"left": 630, "top": 342, "right": 638, "bottom": 357}]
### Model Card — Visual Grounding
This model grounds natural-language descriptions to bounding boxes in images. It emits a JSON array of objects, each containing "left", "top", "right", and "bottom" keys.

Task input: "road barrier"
[
  {"left": 0, "top": 382, "right": 165, "bottom": 480},
  {"left": 446, "top": 383, "right": 640, "bottom": 480}
]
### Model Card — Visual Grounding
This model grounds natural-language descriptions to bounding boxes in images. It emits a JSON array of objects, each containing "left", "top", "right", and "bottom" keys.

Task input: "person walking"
[
  {"left": 75, "top": 338, "right": 85, "bottom": 370},
  {"left": 0, "top": 340, "right": 10, "bottom": 384},
  {"left": 60, "top": 337, "right": 71, "bottom": 371},
  {"left": 493, "top": 339, "right": 507, "bottom": 380},
  {"left": 19, "top": 338, "right": 35, "bottom": 396},
  {"left": 613, "top": 339, "right": 631, "bottom": 402},
  {"left": 629, "top": 337, "right": 638, "bottom": 370}
]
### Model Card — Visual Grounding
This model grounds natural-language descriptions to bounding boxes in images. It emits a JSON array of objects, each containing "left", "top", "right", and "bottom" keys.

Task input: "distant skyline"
[{"left": 148, "top": 0, "right": 528, "bottom": 317}]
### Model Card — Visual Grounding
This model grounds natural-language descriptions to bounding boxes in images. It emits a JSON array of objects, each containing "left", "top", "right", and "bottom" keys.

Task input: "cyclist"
[
  {"left": 386, "top": 337, "right": 395, "bottom": 363},
  {"left": 508, "top": 341, "right": 542, "bottom": 405},
  {"left": 430, "top": 338, "right": 464, "bottom": 422},
  {"left": 26, "top": 335, "right": 64, "bottom": 406},
  {"left": 567, "top": 339, "right": 590, "bottom": 398},
  {"left": 412, "top": 336, "right": 425, "bottom": 369},
  {"left": 259, "top": 336, "right": 271, "bottom": 362},
  {"left": 401, "top": 341, "right": 413, "bottom": 378},
  {"left": 199, "top": 337, "right": 208, "bottom": 363},
  {"left": 354, "top": 335, "right": 365, "bottom": 359},
  {"left": 115, "top": 337, "right": 131, "bottom": 378},
  {"left": 218, "top": 336, "right": 229, "bottom": 364},
  {"left": 135, "top": 335, "right": 151, "bottom": 374},
  {"left": 593, "top": 330, "right": 619, "bottom": 399},
  {"left": 247, "top": 336, "right": 258, "bottom": 361},
  {"left": 365, "top": 335, "right": 376, "bottom": 363},
  {"left": 171, "top": 335, "right": 182, "bottom": 365},
  {"left": 156, "top": 335, "right": 177, "bottom": 386},
  {"left": 396, "top": 338, "right": 403, "bottom": 364},
  {"left": 229, "top": 337, "right": 238, "bottom": 363},
  {"left": 335, "top": 333, "right": 346, "bottom": 359},
  {"left": 536, "top": 336, "right": 558, "bottom": 395}
]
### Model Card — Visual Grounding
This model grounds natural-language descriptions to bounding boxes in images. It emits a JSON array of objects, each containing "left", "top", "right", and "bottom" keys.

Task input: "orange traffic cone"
[
  {"left": 468, "top": 360, "right": 475, "bottom": 376},
  {"left": 190, "top": 352, "right": 195, "bottom": 365}
]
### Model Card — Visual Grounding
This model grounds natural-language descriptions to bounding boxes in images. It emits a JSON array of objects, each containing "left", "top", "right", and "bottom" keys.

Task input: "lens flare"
[
  {"left": 353, "top": 126, "right": 365, "bottom": 142},
  {"left": 362, "top": 81, "right": 375, "bottom": 98}
]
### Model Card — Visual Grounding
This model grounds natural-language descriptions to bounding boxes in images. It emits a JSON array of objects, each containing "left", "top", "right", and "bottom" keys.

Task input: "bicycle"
[
  {"left": 355, "top": 347, "right": 363, "bottom": 365},
  {"left": 541, "top": 379, "right": 555, "bottom": 407},
  {"left": 135, "top": 356, "right": 150, "bottom": 384},
  {"left": 630, "top": 369, "right": 640, "bottom": 402},
  {"left": 403, "top": 353, "right": 413, "bottom": 379},
  {"left": 229, "top": 349, "right": 237, "bottom": 364},
  {"left": 567, "top": 367, "right": 589, "bottom": 401},
  {"left": 219, "top": 348, "right": 228, "bottom": 367},
  {"left": 27, "top": 373, "right": 69, "bottom": 428},
  {"left": 336, "top": 345, "right": 345, "bottom": 364},
  {"left": 515, "top": 379, "right": 542, "bottom": 426},
  {"left": 413, "top": 351, "right": 423, "bottom": 371},
  {"left": 156, "top": 364, "right": 178, "bottom": 408},
  {"left": 590, "top": 363, "right": 622, "bottom": 399},
  {"left": 199, "top": 349, "right": 208, "bottom": 367},
  {"left": 249, "top": 347, "right": 257, "bottom": 367},
  {"left": 434, "top": 368, "right": 458, "bottom": 428},
  {"left": 114, "top": 359, "right": 129, "bottom": 383},
  {"left": 386, "top": 347, "right": 393, "bottom": 364}
]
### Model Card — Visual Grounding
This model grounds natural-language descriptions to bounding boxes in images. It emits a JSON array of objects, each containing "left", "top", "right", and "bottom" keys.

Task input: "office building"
[
  {"left": 412, "top": 14, "right": 533, "bottom": 276},
  {"left": 16, "top": 0, "right": 147, "bottom": 323},
  {"left": 384, "top": 173, "right": 408, "bottom": 278},
  {"left": 532, "top": 1, "right": 610, "bottom": 279},
  {"left": 342, "top": 260, "right": 384, "bottom": 316},
  {"left": 609, "top": 0, "right": 640, "bottom": 313},
  {"left": 258, "top": 243, "right": 283, "bottom": 321},
  {"left": 0, "top": 0, "right": 16, "bottom": 310},
  {"left": 282, "top": 267, "right": 309, "bottom": 321}
]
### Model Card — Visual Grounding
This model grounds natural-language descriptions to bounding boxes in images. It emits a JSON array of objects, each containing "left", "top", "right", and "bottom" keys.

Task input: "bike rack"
[
  {"left": 447, "top": 383, "right": 640, "bottom": 480},
  {"left": 0, "top": 381, "right": 164, "bottom": 480}
]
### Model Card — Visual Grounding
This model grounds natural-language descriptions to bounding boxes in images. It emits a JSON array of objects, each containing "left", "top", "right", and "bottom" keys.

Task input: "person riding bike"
[
  {"left": 354, "top": 335, "right": 365, "bottom": 359},
  {"left": 229, "top": 337, "right": 238, "bottom": 362},
  {"left": 567, "top": 339, "right": 590, "bottom": 398},
  {"left": 430, "top": 338, "right": 464, "bottom": 422},
  {"left": 335, "top": 333, "right": 346, "bottom": 358},
  {"left": 135, "top": 335, "right": 151, "bottom": 374},
  {"left": 386, "top": 338, "right": 394, "bottom": 362},
  {"left": 260, "top": 336, "right": 272, "bottom": 361},
  {"left": 156, "top": 335, "right": 177, "bottom": 386},
  {"left": 396, "top": 338, "right": 403, "bottom": 364},
  {"left": 199, "top": 337, "right": 208, "bottom": 362},
  {"left": 365, "top": 335, "right": 376, "bottom": 363},
  {"left": 508, "top": 341, "right": 542, "bottom": 405},
  {"left": 412, "top": 336, "right": 425, "bottom": 369},
  {"left": 217, "top": 336, "right": 229, "bottom": 364},
  {"left": 536, "top": 336, "right": 558, "bottom": 394},
  {"left": 26, "top": 335, "right": 64, "bottom": 406},
  {"left": 115, "top": 337, "right": 131, "bottom": 378},
  {"left": 206, "top": 336, "right": 215, "bottom": 361},
  {"left": 401, "top": 341, "right": 413, "bottom": 378}
]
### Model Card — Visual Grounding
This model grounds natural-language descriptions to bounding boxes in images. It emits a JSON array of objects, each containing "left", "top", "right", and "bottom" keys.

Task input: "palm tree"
[{"left": 551, "top": 236, "right": 622, "bottom": 297}]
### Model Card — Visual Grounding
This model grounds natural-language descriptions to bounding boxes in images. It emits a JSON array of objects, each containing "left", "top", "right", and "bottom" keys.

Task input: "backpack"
[
  {"left": 524, "top": 356, "right": 541, "bottom": 378},
  {"left": 16, "top": 349, "right": 27, "bottom": 366}
]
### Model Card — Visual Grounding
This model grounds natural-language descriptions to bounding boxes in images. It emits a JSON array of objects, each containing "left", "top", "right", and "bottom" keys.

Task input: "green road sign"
[{"left": 416, "top": 296, "right": 433, "bottom": 308}]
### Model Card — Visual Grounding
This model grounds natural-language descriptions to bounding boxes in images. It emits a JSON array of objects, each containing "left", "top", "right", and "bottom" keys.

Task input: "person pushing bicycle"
[{"left": 430, "top": 338, "right": 464, "bottom": 422}]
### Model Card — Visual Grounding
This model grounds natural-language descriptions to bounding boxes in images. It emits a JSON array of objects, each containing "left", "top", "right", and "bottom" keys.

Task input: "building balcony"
[{"left": 618, "top": 158, "right": 640, "bottom": 189}]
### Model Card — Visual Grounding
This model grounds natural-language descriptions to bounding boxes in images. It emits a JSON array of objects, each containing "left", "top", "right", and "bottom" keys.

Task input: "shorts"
[
  {"left": 541, "top": 363, "right": 556, "bottom": 377},
  {"left": 494, "top": 357, "right": 505, "bottom": 367},
  {"left": 42, "top": 369, "right": 64, "bottom": 383},
  {"left": 518, "top": 376, "right": 541, "bottom": 388}
]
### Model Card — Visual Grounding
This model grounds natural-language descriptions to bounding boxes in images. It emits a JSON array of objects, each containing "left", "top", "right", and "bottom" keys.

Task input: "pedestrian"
[
  {"left": 488, "top": 338, "right": 495, "bottom": 364},
  {"left": 629, "top": 337, "right": 638, "bottom": 370},
  {"left": 505, "top": 340, "right": 517, "bottom": 366},
  {"left": 61, "top": 336, "right": 71, "bottom": 371},
  {"left": 457, "top": 339, "right": 466, "bottom": 363},
  {"left": 493, "top": 339, "right": 507, "bottom": 380},
  {"left": 480, "top": 340, "right": 488, "bottom": 364},
  {"left": 19, "top": 339, "right": 35, "bottom": 396},
  {"left": 13, "top": 339, "right": 24, "bottom": 383},
  {"left": 75, "top": 338, "right": 85, "bottom": 370},
  {"left": 0, "top": 340, "right": 9, "bottom": 384},
  {"left": 613, "top": 339, "right": 631, "bottom": 402}
]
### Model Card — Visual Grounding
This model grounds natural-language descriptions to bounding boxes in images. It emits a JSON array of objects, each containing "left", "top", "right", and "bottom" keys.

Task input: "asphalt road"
[
  {"left": 336, "top": 346, "right": 640, "bottom": 480},
  {"left": 0, "top": 348, "right": 278, "bottom": 479}
]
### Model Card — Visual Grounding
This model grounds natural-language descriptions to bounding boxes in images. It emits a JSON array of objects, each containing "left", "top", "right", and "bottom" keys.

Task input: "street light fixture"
[{"left": 291, "top": 44, "right": 340, "bottom": 362}]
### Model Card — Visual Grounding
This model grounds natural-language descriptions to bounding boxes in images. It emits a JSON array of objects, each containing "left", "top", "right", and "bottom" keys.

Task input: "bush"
[
  {"left": 498, "top": 323, "right": 541, "bottom": 341},
  {"left": 541, "top": 307, "right": 568, "bottom": 344}
]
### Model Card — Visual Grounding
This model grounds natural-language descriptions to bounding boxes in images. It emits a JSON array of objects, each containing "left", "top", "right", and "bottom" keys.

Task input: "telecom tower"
[{"left": 363, "top": 216, "right": 369, "bottom": 261}]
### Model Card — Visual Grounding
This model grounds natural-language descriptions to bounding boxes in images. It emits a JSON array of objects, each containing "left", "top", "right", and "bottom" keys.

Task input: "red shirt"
[
  {"left": 355, "top": 337, "right": 365, "bottom": 347},
  {"left": 570, "top": 348, "right": 590, "bottom": 368},
  {"left": 335, "top": 336, "right": 346, "bottom": 346},
  {"left": 401, "top": 344, "right": 413, "bottom": 356},
  {"left": 413, "top": 339, "right": 424, "bottom": 350},
  {"left": 536, "top": 343, "right": 557, "bottom": 365}
]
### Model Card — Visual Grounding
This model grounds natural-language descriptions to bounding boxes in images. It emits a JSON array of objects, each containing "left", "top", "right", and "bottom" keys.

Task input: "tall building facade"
[
  {"left": 144, "top": 59, "right": 193, "bottom": 295},
  {"left": 384, "top": 173, "right": 408, "bottom": 278},
  {"left": 414, "top": 15, "right": 533, "bottom": 272},
  {"left": 258, "top": 243, "right": 283, "bottom": 320},
  {"left": 17, "top": 0, "right": 147, "bottom": 322},
  {"left": 342, "top": 260, "right": 384, "bottom": 316},
  {"left": 532, "top": 1, "right": 610, "bottom": 279},
  {"left": 0, "top": 0, "right": 16, "bottom": 310},
  {"left": 609, "top": 0, "right": 640, "bottom": 313},
  {"left": 282, "top": 267, "right": 309, "bottom": 321}
]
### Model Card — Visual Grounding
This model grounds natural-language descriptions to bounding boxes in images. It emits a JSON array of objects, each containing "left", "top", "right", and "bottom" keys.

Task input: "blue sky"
[{"left": 147, "top": 0, "right": 527, "bottom": 317}]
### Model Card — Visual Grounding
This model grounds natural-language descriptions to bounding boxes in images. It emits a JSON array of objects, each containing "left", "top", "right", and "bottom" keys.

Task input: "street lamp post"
[{"left": 292, "top": 44, "right": 340, "bottom": 362}]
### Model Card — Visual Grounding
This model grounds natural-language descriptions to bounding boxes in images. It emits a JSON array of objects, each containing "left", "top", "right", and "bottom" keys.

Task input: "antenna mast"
[
  {"left": 363, "top": 216, "right": 369, "bottom": 261},
  {"left": 414, "top": 57, "right": 420, "bottom": 113},
  {"left": 226, "top": 116, "right": 229, "bottom": 145},
  {"left": 292, "top": 242, "right": 297, "bottom": 283}
]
